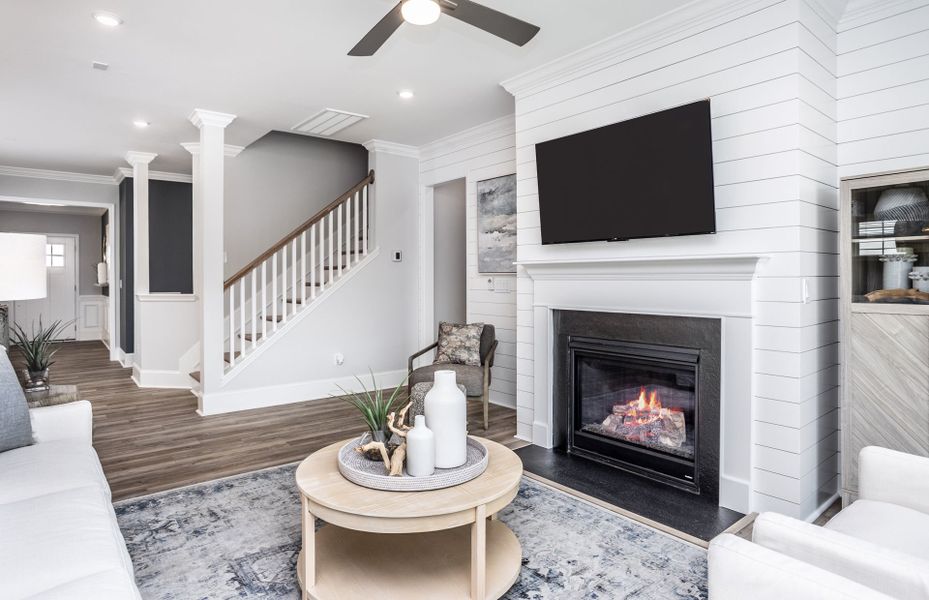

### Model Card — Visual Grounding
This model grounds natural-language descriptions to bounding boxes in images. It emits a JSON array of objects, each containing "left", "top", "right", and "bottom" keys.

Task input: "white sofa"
[
  {"left": 0, "top": 400, "right": 141, "bottom": 599},
  {"left": 708, "top": 446, "right": 929, "bottom": 600}
]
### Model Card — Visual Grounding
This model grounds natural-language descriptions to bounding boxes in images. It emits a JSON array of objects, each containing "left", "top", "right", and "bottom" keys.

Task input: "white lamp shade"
[{"left": 0, "top": 233, "right": 47, "bottom": 300}]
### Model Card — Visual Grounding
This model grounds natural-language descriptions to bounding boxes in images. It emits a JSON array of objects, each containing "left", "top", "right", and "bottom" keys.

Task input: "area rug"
[{"left": 115, "top": 464, "right": 708, "bottom": 599}]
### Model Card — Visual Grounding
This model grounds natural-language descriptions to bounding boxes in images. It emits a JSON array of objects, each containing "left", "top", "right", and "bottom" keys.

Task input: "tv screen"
[{"left": 536, "top": 100, "right": 716, "bottom": 245}]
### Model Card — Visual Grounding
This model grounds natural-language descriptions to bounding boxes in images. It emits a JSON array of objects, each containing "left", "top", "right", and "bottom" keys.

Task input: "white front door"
[{"left": 12, "top": 235, "right": 78, "bottom": 340}]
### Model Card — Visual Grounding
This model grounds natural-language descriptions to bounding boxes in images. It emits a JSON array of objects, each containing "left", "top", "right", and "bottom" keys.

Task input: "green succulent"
[
  {"left": 10, "top": 318, "right": 73, "bottom": 372},
  {"left": 337, "top": 370, "right": 409, "bottom": 435}
]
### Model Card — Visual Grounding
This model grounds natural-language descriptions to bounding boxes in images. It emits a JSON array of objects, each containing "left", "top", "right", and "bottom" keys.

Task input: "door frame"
[{"left": 0, "top": 195, "right": 119, "bottom": 362}]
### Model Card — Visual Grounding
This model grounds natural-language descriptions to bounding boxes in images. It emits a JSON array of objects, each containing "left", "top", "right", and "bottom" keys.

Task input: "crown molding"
[
  {"left": 0, "top": 164, "right": 115, "bottom": 185},
  {"left": 803, "top": 0, "right": 847, "bottom": 27},
  {"left": 124, "top": 151, "right": 158, "bottom": 166},
  {"left": 500, "top": 0, "right": 775, "bottom": 98},
  {"left": 114, "top": 167, "right": 192, "bottom": 184},
  {"left": 838, "top": 0, "right": 916, "bottom": 29},
  {"left": 362, "top": 139, "right": 420, "bottom": 159},
  {"left": 419, "top": 115, "right": 515, "bottom": 162},
  {"left": 180, "top": 142, "right": 244, "bottom": 157},
  {"left": 188, "top": 109, "right": 237, "bottom": 129}
]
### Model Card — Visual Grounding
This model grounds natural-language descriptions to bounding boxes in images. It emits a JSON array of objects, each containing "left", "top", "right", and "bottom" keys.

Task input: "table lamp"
[{"left": 0, "top": 233, "right": 47, "bottom": 349}]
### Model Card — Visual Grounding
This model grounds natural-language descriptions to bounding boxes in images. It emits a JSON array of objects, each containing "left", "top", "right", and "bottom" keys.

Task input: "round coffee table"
[{"left": 295, "top": 436, "right": 523, "bottom": 600}]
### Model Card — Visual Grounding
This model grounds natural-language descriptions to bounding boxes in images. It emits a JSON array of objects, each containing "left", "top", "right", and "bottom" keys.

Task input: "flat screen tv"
[{"left": 536, "top": 100, "right": 716, "bottom": 245}]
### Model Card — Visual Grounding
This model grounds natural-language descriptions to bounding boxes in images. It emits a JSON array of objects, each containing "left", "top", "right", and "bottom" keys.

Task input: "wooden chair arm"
[
  {"left": 482, "top": 339, "right": 498, "bottom": 369},
  {"left": 408, "top": 341, "right": 438, "bottom": 376}
]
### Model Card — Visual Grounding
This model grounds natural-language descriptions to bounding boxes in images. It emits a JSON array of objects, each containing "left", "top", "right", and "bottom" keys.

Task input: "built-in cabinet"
[{"left": 840, "top": 168, "right": 929, "bottom": 504}]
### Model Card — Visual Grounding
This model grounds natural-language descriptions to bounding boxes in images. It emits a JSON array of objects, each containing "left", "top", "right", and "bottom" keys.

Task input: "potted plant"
[
  {"left": 338, "top": 371, "right": 410, "bottom": 462},
  {"left": 10, "top": 318, "right": 72, "bottom": 392}
]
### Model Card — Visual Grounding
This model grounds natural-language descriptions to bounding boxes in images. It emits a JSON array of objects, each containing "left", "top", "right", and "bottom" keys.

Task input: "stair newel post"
[
  {"left": 261, "top": 261, "right": 268, "bottom": 341},
  {"left": 291, "top": 238, "right": 298, "bottom": 316},
  {"left": 301, "top": 231, "right": 307, "bottom": 306},
  {"left": 250, "top": 267, "right": 257, "bottom": 352},
  {"left": 362, "top": 184, "right": 369, "bottom": 256},
  {"left": 228, "top": 286, "right": 236, "bottom": 368},
  {"left": 354, "top": 191, "right": 360, "bottom": 265},
  {"left": 328, "top": 211, "right": 334, "bottom": 285},
  {"left": 310, "top": 226, "right": 317, "bottom": 300},
  {"left": 272, "top": 252, "right": 278, "bottom": 331}
]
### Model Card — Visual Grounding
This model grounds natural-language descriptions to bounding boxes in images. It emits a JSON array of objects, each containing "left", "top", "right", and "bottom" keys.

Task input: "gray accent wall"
[
  {"left": 433, "top": 178, "right": 467, "bottom": 330},
  {"left": 0, "top": 208, "right": 103, "bottom": 295},
  {"left": 148, "top": 180, "right": 193, "bottom": 294},
  {"left": 223, "top": 132, "right": 368, "bottom": 278}
]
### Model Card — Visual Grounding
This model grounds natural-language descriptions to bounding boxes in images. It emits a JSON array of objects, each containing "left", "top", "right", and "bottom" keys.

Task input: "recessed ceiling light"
[
  {"left": 401, "top": 0, "right": 440, "bottom": 25},
  {"left": 398, "top": 89, "right": 415, "bottom": 100},
  {"left": 133, "top": 120, "right": 150, "bottom": 128},
  {"left": 93, "top": 11, "right": 123, "bottom": 27}
]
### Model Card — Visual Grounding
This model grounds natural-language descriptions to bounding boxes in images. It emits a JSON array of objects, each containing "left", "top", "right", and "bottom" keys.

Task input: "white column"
[
  {"left": 125, "top": 151, "right": 157, "bottom": 375},
  {"left": 188, "top": 109, "right": 236, "bottom": 403},
  {"left": 180, "top": 143, "right": 202, "bottom": 297}
]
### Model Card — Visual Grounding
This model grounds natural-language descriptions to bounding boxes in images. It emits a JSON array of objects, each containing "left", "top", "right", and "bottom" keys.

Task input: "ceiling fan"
[{"left": 348, "top": 0, "right": 540, "bottom": 56}]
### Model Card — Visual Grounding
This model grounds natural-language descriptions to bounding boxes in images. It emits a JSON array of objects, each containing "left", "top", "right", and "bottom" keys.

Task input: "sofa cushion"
[
  {"left": 0, "top": 486, "right": 137, "bottom": 600},
  {"left": 0, "top": 440, "right": 109, "bottom": 505},
  {"left": 435, "top": 322, "right": 484, "bottom": 366},
  {"left": 0, "top": 346, "right": 32, "bottom": 453},
  {"left": 411, "top": 363, "right": 484, "bottom": 396},
  {"left": 825, "top": 499, "right": 929, "bottom": 562}
]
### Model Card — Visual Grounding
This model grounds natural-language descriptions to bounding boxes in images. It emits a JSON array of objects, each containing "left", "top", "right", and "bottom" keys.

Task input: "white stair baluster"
[
  {"left": 353, "top": 191, "right": 359, "bottom": 265},
  {"left": 272, "top": 252, "right": 278, "bottom": 331},
  {"left": 328, "top": 212, "right": 334, "bottom": 285},
  {"left": 319, "top": 219, "right": 326, "bottom": 293},
  {"left": 239, "top": 277, "right": 246, "bottom": 359},
  {"left": 337, "top": 203, "right": 343, "bottom": 276},
  {"left": 301, "top": 231, "right": 307, "bottom": 306},
  {"left": 344, "top": 199, "right": 352, "bottom": 271},
  {"left": 261, "top": 261, "right": 268, "bottom": 341},
  {"left": 250, "top": 267, "right": 257, "bottom": 351},
  {"left": 228, "top": 286, "right": 236, "bottom": 368},
  {"left": 362, "top": 184, "right": 368, "bottom": 256},
  {"left": 310, "top": 225, "right": 317, "bottom": 299},
  {"left": 291, "top": 238, "right": 298, "bottom": 316}
]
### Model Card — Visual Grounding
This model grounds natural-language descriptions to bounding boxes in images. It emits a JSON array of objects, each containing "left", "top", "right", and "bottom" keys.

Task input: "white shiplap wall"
[
  {"left": 419, "top": 116, "right": 519, "bottom": 410},
  {"left": 838, "top": 0, "right": 929, "bottom": 177},
  {"left": 501, "top": 0, "right": 843, "bottom": 519}
]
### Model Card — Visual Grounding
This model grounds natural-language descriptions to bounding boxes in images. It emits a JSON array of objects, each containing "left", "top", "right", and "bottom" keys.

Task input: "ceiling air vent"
[{"left": 292, "top": 108, "right": 369, "bottom": 137}]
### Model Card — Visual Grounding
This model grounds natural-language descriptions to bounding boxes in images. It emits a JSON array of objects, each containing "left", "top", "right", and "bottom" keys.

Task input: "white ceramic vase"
[
  {"left": 424, "top": 370, "right": 467, "bottom": 468},
  {"left": 405, "top": 415, "right": 436, "bottom": 477},
  {"left": 96, "top": 262, "right": 108, "bottom": 285}
]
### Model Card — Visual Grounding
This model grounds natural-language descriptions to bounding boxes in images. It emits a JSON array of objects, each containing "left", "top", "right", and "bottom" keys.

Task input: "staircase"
[{"left": 190, "top": 171, "right": 375, "bottom": 383}]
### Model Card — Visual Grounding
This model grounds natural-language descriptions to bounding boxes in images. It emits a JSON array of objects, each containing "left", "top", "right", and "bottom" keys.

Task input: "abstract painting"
[{"left": 477, "top": 174, "right": 517, "bottom": 273}]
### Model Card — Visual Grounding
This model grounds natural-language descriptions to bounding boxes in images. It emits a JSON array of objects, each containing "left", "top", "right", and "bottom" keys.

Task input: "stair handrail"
[{"left": 223, "top": 170, "right": 375, "bottom": 290}]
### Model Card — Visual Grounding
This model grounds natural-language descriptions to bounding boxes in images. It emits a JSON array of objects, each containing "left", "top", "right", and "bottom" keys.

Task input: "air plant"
[
  {"left": 337, "top": 370, "right": 409, "bottom": 439},
  {"left": 10, "top": 318, "right": 73, "bottom": 374}
]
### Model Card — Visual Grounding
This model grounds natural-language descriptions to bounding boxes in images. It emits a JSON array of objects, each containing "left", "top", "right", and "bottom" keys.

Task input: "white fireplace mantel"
[
  {"left": 516, "top": 254, "right": 766, "bottom": 281},
  {"left": 519, "top": 252, "right": 766, "bottom": 514}
]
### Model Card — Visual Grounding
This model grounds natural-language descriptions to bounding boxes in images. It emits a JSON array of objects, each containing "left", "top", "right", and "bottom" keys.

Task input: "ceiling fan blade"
[
  {"left": 348, "top": 2, "right": 405, "bottom": 56},
  {"left": 440, "top": 0, "right": 540, "bottom": 47}
]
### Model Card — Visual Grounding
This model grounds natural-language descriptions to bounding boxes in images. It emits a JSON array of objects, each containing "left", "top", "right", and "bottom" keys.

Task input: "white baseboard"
[
  {"left": 720, "top": 474, "right": 751, "bottom": 515},
  {"left": 116, "top": 349, "right": 134, "bottom": 368},
  {"left": 489, "top": 390, "right": 517, "bottom": 410},
  {"left": 198, "top": 368, "right": 408, "bottom": 416},
  {"left": 805, "top": 491, "right": 841, "bottom": 523},
  {"left": 132, "top": 366, "right": 193, "bottom": 389}
]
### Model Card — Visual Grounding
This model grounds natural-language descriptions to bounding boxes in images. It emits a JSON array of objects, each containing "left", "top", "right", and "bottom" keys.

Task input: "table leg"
[
  {"left": 302, "top": 496, "right": 316, "bottom": 598},
  {"left": 471, "top": 504, "right": 487, "bottom": 600}
]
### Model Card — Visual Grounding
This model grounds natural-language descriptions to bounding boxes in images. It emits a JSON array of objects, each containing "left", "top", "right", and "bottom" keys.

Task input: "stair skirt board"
[
  {"left": 132, "top": 366, "right": 195, "bottom": 390},
  {"left": 218, "top": 247, "right": 381, "bottom": 385},
  {"left": 196, "top": 368, "right": 407, "bottom": 416}
]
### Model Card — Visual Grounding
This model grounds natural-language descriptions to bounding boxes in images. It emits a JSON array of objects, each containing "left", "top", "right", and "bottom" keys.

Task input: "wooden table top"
[{"left": 295, "top": 436, "right": 522, "bottom": 520}]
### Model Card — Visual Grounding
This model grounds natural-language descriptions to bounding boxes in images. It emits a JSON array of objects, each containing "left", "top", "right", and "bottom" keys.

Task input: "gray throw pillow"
[
  {"left": 0, "top": 347, "right": 33, "bottom": 452},
  {"left": 434, "top": 322, "right": 484, "bottom": 366}
]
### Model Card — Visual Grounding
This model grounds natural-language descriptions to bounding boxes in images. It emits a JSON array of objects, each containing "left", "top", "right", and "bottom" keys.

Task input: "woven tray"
[{"left": 337, "top": 436, "right": 488, "bottom": 491}]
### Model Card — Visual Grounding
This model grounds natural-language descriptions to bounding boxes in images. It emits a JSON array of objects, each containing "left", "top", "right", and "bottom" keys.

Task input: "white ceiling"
[{"left": 0, "top": 0, "right": 691, "bottom": 175}]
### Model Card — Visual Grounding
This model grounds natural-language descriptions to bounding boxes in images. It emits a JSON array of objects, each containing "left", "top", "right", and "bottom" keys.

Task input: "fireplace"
[
  {"left": 553, "top": 310, "right": 721, "bottom": 500},
  {"left": 569, "top": 337, "right": 700, "bottom": 490}
]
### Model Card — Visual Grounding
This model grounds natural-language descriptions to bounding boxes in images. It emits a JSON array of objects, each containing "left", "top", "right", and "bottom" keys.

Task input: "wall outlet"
[
  {"left": 486, "top": 277, "right": 495, "bottom": 291},
  {"left": 493, "top": 277, "right": 511, "bottom": 293},
  {"left": 334, "top": 352, "right": 344, "bottom": 366},
  {"left": 392, "top": 250, "right": 402, "bottom": 262}
]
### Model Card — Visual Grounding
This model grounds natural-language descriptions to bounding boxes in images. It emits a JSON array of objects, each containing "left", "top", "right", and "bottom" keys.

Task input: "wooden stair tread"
[
  {"left": 241, "top": 332, "right": 263, "bottom": 341},
  {"left": 224, "top": 351, "right": 241, "bottom": 363},
  {"left": 285, "top": 297, "right": 307, "bottom": 304},
  {"left": 265, "top": 314, "right": 284, "bottom": 322},
  {"left": 189, "top": 371, "right": 200, "bottom": 383}
]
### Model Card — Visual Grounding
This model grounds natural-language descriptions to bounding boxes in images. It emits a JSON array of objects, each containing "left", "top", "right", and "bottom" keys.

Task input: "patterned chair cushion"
[
  {"left": 411, "top": 363, "right": 484, "bottom": 397},
  {"left": 434, "top": 322, "right": 484, "bottom": 366}
]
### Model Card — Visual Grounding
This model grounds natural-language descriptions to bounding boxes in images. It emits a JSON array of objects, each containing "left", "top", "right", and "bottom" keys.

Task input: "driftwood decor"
[
  {"left": 355, "top": 401, "right": 413, "bottom": 476},
  {"left": 864, "top": 288, "right": 929, "bottom": 303}
]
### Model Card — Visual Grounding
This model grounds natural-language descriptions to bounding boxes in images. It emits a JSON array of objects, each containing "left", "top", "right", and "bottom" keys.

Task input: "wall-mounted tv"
[{"left": 536, "top": 100, "right": 716, "bottom": 245}]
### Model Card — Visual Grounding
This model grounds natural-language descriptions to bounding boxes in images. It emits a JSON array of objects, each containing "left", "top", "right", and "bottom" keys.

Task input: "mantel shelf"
[{"left": 516, "top": 254, "right": 766, "bottom": 282}]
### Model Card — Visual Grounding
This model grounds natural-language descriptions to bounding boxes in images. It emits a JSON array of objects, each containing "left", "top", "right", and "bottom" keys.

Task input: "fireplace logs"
[{"left": 583, "top": 386, "right": 690, "bottom": 457}]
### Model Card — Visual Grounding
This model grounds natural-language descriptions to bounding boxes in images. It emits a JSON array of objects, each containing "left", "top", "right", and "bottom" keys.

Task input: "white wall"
[
  {"left": 419, "top": 117, "right": 519, "bottom": 409},
  {"left": 500, "top": 0, "right": 843, "bottom": 519},
  {"left": 838, "top": 0, "right": 929, "bottom": 178},
  {"left": 433, "top": 178, "right": 467, "bottom": 329},
  {"left": 202, "top": 149, "right": 421, "bottom": 412}
]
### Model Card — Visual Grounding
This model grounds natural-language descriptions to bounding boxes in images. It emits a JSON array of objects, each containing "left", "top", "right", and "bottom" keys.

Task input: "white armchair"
[{"left": 708, "top": 447, "right": 929, "bottom": 600}]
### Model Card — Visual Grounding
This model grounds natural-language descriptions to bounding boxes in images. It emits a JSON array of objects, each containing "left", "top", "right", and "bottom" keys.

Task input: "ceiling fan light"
[{"left": 401, "top": 0, "right": 440, "bottom": 26}]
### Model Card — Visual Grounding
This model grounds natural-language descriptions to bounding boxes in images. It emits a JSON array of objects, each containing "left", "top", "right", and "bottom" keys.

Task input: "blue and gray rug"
[{"left": 115, "top": 464, "right": 707, "bottom": 599}]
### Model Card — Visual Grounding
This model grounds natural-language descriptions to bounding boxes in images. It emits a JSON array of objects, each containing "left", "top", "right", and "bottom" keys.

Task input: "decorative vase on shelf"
[
  {"left": 880, "top": 252, "right": 917, "bottom": 290},
  {"left": 424, "top": 370, "right": 467, "bottom": 469},
  {"left": 96, "top": 262, "right": 108, "bottom": 285},
  {"left": 406, "top": 415, "right": 436, "bottom": 477}
]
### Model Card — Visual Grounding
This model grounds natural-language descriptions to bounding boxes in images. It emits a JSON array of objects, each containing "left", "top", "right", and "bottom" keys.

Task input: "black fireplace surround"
[{"left": 553, "top": 310, "right": 721, "bottom": 501}]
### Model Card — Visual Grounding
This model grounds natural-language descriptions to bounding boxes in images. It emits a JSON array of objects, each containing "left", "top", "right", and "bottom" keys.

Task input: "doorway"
[
  {"left": 12, "top": 235, "right": 78, "bottom": 339},
  {"left": 432, "top": 179, "right": 467, "bottom": 330}
]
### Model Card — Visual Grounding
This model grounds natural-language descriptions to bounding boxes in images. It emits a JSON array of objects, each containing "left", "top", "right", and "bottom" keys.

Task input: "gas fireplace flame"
[
  {"left": 626, "top": 386, "right": 673, "bottom": 424},
  {"left": 590, "top": 386, "right": 688, "bottom": 451}
]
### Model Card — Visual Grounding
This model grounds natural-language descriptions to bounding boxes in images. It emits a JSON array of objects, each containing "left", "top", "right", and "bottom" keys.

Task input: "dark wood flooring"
[{"left": 15, "top": 341, "right": 521, "bottom": 501}]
